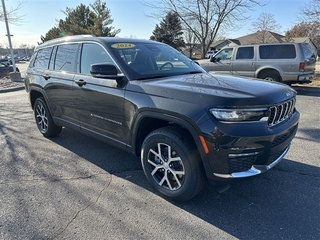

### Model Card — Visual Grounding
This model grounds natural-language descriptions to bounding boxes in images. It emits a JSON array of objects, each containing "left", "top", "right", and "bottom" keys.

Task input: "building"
[{"left": 209, "top": 31, "right": 318, "bottom": 54}]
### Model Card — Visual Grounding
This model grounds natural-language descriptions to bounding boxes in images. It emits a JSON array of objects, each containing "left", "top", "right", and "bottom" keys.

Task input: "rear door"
[
  {"left": 231, "top": 46, "right": 256, "bottom": 78},
  {"left": 44, "top": 43, "right": 79, "bottom": 127}
]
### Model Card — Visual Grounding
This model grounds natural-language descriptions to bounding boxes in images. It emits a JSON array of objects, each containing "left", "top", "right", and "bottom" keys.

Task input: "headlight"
[{"left": 210, "top": 108, "right": 268, "bottom": 122}]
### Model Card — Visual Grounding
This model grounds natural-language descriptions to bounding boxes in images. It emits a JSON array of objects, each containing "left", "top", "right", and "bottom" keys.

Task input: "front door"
[
  {"left": 73, "top": 42, "right": 127, "bottom": 146},
  {"left": 204, "top": 48, "right": 234, "bottom": 74}
]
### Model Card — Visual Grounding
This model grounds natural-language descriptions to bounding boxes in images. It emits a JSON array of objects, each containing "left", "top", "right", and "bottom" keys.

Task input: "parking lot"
[{"left": 0, "top": 81, "right": 319, "bottom": 239}]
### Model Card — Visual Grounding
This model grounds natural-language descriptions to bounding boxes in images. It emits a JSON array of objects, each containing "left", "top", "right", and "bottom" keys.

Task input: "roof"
[
  {"left": 210, "top": 31, "right": 317, "bottom": 49},
  {"left": 37, "top": 35, "right": 157, "bottom": 49},
  {"left": 235, "top": 31, "right": 285, "bottom": 45}
]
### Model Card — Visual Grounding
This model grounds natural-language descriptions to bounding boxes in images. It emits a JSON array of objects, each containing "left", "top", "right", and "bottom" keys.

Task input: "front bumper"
[
  {"left": 200, "top": 111, "right": 299, "bottom": 181},
  {"left": 213, "top": 143, "right": 290, "bottom": 178}
]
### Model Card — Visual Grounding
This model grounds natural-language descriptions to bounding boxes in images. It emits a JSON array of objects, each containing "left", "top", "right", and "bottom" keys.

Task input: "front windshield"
[{"left": 108, "top": 41, "right": 205, "bottom": 80}]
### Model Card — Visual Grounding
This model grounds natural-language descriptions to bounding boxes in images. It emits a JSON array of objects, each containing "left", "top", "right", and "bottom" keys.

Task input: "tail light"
[{"left": 299, "top": 62, "right": 305, "bottom": 71}]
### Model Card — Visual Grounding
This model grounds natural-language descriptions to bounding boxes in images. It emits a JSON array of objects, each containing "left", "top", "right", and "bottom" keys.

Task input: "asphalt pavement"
[{"left": 0, "top": 68, "right": 319, "bottom": 239}]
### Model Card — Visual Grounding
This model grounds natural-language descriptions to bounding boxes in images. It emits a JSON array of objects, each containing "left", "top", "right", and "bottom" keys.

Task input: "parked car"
[
  {"left": 25, "top": 36, "right": 299, "bottom": 201},
  {"left": 199, "top": 42, "right": 316, "bottom": 84},
  {"left": 205, "top": 50, "right": 217, "bottom": 59},
  {"left": 0, "top": 57, "right": 10, "bottom": 66},
  {"left": 20, "top": 56, "right": 30, "bottom": 61},
  {"left": 0, "top": 62, "right": 19, "bottom": 78}
]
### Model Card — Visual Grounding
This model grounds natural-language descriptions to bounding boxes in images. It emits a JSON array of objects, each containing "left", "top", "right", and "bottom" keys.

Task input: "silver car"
[{"left": 199, "top": 42, "right": 316, "bottom": 84}]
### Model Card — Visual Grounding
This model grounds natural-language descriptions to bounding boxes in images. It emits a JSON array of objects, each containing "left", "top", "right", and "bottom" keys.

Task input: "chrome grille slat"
[{"left": 268, "top": 98, "right": 296, "bottom": 127}]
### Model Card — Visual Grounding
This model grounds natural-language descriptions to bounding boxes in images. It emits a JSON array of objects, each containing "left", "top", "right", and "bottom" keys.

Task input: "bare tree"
[
  {"left": 251, "top": 13, "right": 281, "bottom": 43},
  {"left": 300, "top": 0, "right": 320, "bottom": 22},
  {"left": 144, "top": 0, "right": 265, "bottom": 58},
  {"left": 0, "top": 0, "right": 25, "bottom": 24},
  {"left": 285, "top": 21, "right": 320, "bottom": 52},
  {"left": 184, "top": 27, "right": 200, "bottom": 58}
]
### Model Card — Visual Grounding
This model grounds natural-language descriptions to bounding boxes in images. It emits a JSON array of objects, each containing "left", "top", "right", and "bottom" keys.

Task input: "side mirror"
[
  {"left": 90, "top": 63, "right": 124, "bottom": 80},
  {"left": 210, "top": 56, "right": 219, "bottom": 62}
]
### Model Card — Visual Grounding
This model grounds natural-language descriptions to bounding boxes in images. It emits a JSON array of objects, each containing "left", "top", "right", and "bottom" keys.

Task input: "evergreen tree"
[
  {"left": 40, "top": 0, "right": 120, "bottom": 43},
  {"left": 90, "top": 0, "right": 120, "bottom": 36},
  {"left": 150, "top": 12, "right": 185, "bottom": 50}
]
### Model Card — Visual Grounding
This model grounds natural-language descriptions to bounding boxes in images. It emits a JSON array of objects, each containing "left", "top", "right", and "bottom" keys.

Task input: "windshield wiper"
[{"left": 184, "top": 71, "right": 204, "bottom": 74}]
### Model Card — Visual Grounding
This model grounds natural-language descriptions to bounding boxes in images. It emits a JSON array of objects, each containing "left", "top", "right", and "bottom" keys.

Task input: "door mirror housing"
[
  {"left": 210, "top": 56, "right": 219, "bottom": 63},
  {"left": 90, "top": 63, "right": 124, "bottom": 80}
]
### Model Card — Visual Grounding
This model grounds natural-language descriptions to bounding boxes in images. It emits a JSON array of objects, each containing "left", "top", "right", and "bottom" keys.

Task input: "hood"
[{"left": 128, "top": 73, "right": 296, "bottom": 108}]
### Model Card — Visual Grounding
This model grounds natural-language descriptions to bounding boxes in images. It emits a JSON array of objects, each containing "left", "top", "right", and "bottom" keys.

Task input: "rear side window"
[
  {"left": 54, "top": 44, "right": 78, "bottom": 72},
  {"left": 236, "top": 47, "right": 254, "bottom": 59},
  {"left": 33, "top": 47, "right": 53, "bottom": 69},
  {"left": 301, "top": 43, "right": 316, "bottom": 60},
  {"left": 259, "top": 44, "right": 296, "bottom": 59}
]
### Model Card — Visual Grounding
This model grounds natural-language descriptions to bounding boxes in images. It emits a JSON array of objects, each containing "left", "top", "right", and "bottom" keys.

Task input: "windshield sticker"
[{"left": 111, "top": 43, "right": 135, "bottom": 49}]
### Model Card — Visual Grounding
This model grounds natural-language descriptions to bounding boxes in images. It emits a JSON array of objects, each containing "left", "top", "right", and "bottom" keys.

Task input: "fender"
[
  {"left": 28, "top": 84, "right": 48, "bottom": 108},
  {"left": 255, "top": 65, "right": 283, "bottom": 78},
  {"left": 130, "top": 110, "right": 213, "bottom": 177}
]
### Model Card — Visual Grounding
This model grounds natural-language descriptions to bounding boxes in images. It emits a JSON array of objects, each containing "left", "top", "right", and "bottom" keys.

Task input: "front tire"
[
  {"left": 141, "top": 126, "right": 206, "bottom": 201},
  {"left": 34, "top": 97, "right": 62, "bottom": 137}
]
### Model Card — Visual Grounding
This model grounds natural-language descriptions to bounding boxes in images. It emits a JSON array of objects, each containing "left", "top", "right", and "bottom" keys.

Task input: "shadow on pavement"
[
  {"left": 49, "top": 127, "right": 320, "bottom": 239},
  {"left": 292, "top": 85, "right": 320, "bottom": 97}
]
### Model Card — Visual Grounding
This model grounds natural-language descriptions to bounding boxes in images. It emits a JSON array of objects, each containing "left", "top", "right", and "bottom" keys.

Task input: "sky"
[{"left": 0, "top": 0, "right": 308, "bottom": 48}]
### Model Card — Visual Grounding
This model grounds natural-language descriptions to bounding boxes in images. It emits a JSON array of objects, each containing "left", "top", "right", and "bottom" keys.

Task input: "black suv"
[{"left": 25, "top": 36, "right": 299, "bottom": 201}]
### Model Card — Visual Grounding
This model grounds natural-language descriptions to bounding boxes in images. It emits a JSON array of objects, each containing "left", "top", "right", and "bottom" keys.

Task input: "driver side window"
[
  {"left": 215, "top": 48, "right": 234, "bottom": 60},
  {"left": 80, "top": 43, "right": 117, "bottom": 75}
]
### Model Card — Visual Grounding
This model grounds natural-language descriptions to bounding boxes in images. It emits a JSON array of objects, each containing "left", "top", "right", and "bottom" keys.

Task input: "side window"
[
  {"left": 236, "top": 47, "right": 254, "bottom": 59},
  {"left": 54, "top": 44, "right": 78, "bottom": 72},
  {"left": 301, "top": 43, "right": 316, "bottom": 59},
  {"left": 215, "top": 48, "right": 233, "bottom": 60},
  {"left": 33, "top": 47, "right": 53, "bottom": 69},
  {"left": 80, "top": 43, "right": 115, "bottom": 75},
  {"left": 259, "top": 45, "right": 296, "bottom": 59}
]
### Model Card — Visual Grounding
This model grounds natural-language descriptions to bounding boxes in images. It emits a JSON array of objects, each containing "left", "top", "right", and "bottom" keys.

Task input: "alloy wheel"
[
  {"left": 35, "top": 103, "right": 48, "bottom": 132},
  {"left": 147, "top": 142, "right": 185, "bottom": 191}
]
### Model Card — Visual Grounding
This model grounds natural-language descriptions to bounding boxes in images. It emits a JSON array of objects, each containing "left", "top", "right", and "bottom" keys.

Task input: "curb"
[{"left": 0, "top": 86, "right": 25, "bottom": 94}]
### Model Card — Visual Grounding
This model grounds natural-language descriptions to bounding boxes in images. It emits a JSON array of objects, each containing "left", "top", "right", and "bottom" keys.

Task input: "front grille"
[{"left": 268, "top": 98, "right": 296, "bottom": 127}]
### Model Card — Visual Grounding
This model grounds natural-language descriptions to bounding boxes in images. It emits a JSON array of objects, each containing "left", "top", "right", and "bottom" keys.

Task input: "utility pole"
[{"left": 1, "top": 0, "right": 17, "bottom": 72}]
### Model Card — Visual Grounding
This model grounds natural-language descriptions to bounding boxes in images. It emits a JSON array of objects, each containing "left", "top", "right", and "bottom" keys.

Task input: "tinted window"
[
  {"left": 259, "top": 44, "right": 296, "bottom": 59},
  {"left": 54, "top": 44, "right": 78, "bottom": 72},
  {"left": 301, "top": 43, "right": 316, "bottom": 60},
  {"left": 34, "top": 47, "right": 53, "bottom": 69},
  {"left": 236, "top": 47, "right": 254, "bottom": 59},
  {"left": 80, "top": 43, "right": 115, "bottom": 74}
]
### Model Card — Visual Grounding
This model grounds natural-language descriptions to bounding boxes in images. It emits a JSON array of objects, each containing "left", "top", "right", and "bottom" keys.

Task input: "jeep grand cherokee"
[{"left": 25, "top": 36, "right": 299, "bottom": 201}]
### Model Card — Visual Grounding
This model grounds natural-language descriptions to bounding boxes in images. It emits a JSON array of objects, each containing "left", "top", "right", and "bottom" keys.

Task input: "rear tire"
[
  {"left": 141, "top": 126, "right": 206, "bottom": 201},
  {"left": 260, "top": 72, "right": 280, "bottom": 82},
  {"left": 34, "top": 97, "right": 62, "bottom": 137}
]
